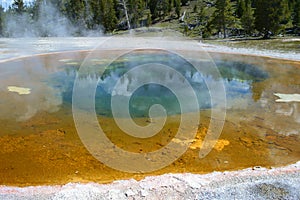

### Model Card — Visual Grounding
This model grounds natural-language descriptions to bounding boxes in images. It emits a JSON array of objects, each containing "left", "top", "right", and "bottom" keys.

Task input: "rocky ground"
[
  {"left": 1, "top": 34, "right": 299, "bottom": 62},
  {"left": 199, "top": 41, "right": 300, "bottom": 62},
  {"left": 0, "top": 161, "right": 299, "bottom": 200}
]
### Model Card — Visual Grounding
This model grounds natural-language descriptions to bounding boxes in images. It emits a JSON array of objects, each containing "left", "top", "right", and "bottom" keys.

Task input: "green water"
[{"left": 49, "top": 50, "right": 268, "bottom": 118}]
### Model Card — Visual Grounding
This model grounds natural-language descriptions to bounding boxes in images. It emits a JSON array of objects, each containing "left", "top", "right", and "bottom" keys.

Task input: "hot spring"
[{"left": 0, "top": 38, "right": 299, "bottom": 186}]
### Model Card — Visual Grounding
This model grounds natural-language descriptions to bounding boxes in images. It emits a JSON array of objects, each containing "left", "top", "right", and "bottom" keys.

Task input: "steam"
[{"left": 4, "top": 1, "right": 102, "bottom": 37}]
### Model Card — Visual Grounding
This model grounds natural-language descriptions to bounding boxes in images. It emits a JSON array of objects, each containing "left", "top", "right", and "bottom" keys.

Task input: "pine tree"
[
  {"left": 293, "top": 0, "right": 300, "bottom": 29},
  {"left": 149, "top": 0, "right": 158, "bottom": 19},
  {"left": 241, "top": 0, "right": 255, "bottom": 35},
  {"left": 128, "top": 0, "right": 144, "bottom": 28},
  {"left": 30, "top": 0, "right": 42, "bottom": 21},
  {"left": 195, "top": 0, "right": 207, "bottom": 36},
  {"left": 88, "top": 0, "right": 100, "bottom": 29},
  {"left": 12, "top": 0, "right": 26, "bottom": 14},
  {"left": 65, "top": 0, "right": 85, "bottom": 26},
  {"left": 181, "top": 0, "right": 189, "bottom": 6},
  {"left": 281, "top": 0, "right": 293, "bottom": 31},
  {"left": 236, "top": 0, "right": 244, "bottom": 18},
  {"left": 254, "top": 0, "right": 285, "bottom": 38},
  {"left": 168, "top": 0, "right": 173, "bottom": 13},
  {"left": 212, "top": 0, "right": 236, "bottom": 38},
  {"left": 0, "top": 6, "right": 3, "bottom": 36},
  {"left": 100, "top": 0, "right": 118, "bottom": 32},
  {"left": 147, "top": 13, "right": 152, "bottom": 27},
  {"left": 161, "top": 0, "right": 170, "bottom": 18},
  {"left": 174, "top": 0, "right": 181, "bottom": 18}
]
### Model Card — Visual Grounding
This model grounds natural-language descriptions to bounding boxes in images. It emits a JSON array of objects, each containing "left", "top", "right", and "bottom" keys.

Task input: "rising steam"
[{"left": 3, "top": 1, "right": 102, "bottom": 37}]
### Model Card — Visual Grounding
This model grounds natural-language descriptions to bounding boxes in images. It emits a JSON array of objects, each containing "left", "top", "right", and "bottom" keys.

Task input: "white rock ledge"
[{"left": 0, "top": 162, "right": 299, "bottom": 200}]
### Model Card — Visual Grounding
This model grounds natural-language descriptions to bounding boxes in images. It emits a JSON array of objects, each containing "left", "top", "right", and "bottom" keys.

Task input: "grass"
[{"left": 203, "top": 37, "right": 300, "bottom": 53}]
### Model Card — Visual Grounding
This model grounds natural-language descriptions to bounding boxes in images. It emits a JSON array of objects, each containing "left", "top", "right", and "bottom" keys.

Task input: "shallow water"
[{"left": 0, "top": 46, "right": 299, "bottom": 186}]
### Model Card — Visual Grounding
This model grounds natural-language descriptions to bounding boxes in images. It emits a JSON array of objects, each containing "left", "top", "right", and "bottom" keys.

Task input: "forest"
[{"left": 0, "top": 0, "right": 299, "bottom": 38}]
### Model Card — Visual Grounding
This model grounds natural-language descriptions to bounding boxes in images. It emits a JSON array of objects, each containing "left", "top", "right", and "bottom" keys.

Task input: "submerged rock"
[
  {"left": 7, "top": 86, "right": 31, "bottom": 95},
  {"left": 274, "top": 93, "right": 300, "bottom": 102}
]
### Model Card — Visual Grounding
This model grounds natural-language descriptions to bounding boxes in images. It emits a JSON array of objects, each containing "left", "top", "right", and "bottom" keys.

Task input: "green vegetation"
[
  {"left": 0, "top": 6, "right": 3, "bottom": 36},
  {"left": 0, "top": 0, "right": 299, "bottom": 38},
  {"left": 240, "top": 0, "right": 255, "bottom": 35},
  {"left": 212, "top": 0, "right": 236, "bottom": 38},
  {"left": 206, "top": 37, "right": 300, "bottom": 53},
  {"left": 254, "top": 0, "right": 285, "bottom": 38}
]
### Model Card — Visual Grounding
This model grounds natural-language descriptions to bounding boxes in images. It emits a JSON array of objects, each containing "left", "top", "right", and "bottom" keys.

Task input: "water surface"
[{"left": 0, "top": 49, "right": 299, "bottom": 186}]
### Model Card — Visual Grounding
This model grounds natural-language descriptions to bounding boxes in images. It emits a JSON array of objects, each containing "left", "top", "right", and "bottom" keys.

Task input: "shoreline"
[
  {"left": 0, "top": 161, "right": 299, "bottom": 199},
  {"left": 199, "top": 41, "right": 300, "bottom": 62},
  {"left": 0, "top": 37, "right": 300, "bottom": 63}
]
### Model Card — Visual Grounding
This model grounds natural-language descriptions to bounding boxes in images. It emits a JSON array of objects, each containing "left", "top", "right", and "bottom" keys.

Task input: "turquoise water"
[{"left": 49, "top": 50, "right": 268, "bottom": 118}]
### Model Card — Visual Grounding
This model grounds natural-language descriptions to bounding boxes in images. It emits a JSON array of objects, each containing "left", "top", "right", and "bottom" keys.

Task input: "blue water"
[{"left": 48, "top": 50, "right": 268, "bottom": 118}]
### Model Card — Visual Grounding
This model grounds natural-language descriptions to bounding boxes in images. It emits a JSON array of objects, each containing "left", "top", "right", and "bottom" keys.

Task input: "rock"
[
  {"left": 252, "top": 182, "right": 292, "bottom": 199},
  {"left": 146, "top": 118, "right": 153, "bottom": 123},
  {"left": 125, "top": 189, "right": 136, "bottom": 197},
  {"left": 7, "top": 86, "right": 31, "bottom": 95},
  {"left": 252, "top": 166, "right": 264, "bottom": 171},
  {"left": 108, "top": 189, "right": 125, "bottom": 199},
  {"left": 140, "top": 189, "right": 149, "bottom": 197},
  {"left": 185, "top": 179, "right": 201, "bottom": 189},
  {"left": 274, "top": 93, "right": 300, "bottom": 103}
]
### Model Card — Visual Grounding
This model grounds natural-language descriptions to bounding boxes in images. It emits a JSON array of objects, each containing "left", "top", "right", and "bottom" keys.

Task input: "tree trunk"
[{"left": 121, "top": 0, "right": 131, "bottom": 30}]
